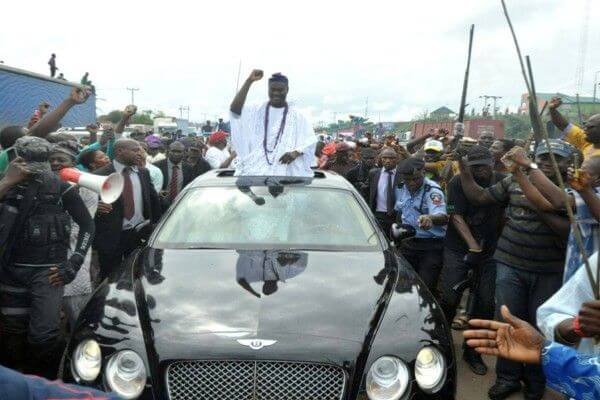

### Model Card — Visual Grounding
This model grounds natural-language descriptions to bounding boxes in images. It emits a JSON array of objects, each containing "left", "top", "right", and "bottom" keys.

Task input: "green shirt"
[{"left": 0, "top": 150, "right": 9, "bottom": 174}]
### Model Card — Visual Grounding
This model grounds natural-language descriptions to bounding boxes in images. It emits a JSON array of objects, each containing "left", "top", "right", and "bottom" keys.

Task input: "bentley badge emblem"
[{"left": 237, "top": 339, "right": 277, "bottom": 350}]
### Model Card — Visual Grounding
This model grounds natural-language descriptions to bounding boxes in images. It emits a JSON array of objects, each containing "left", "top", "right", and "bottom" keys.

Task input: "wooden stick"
[{"left": 501, "top": 0, "right": 598, "bottom": 299}]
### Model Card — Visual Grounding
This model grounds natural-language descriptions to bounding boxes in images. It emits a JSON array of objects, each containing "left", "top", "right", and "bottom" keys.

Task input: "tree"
[
  {"left": 97, "top": 110, "right": 123, "bottom": 124},
  {"left": 499, "top": 113, "right": 531, "bottom": 139},
  {"left": 132, "top": 110, "right": 153, "bottom": 125}
]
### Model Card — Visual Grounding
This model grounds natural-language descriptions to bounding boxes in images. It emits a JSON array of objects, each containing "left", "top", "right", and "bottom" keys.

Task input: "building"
[
  {"left": 0, "top": 64, "right": 96, "bottom": 129},
  {"left": 412, "top": 119, "right": 504, "bottom": 140},
  {"left": 520, "top": 92, "right": 600, "bottom": 122},
  {"left": 429, "top": 106, "right": 456, "bottom": 120}
]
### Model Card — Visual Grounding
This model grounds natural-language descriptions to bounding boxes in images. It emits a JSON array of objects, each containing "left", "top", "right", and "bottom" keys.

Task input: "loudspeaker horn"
[{"left": 59, "top": 168, "right": 124, "bottom": 204}]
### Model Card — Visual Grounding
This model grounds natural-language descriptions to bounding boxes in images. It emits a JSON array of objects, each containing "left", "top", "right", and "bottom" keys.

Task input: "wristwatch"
[{"left": 526, "top": 162, "right": 539, "bottom": 171}]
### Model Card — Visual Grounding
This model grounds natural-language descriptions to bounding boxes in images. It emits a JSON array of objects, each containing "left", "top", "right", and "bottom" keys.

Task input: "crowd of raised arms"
[{"left": 1, "top": 72, "right": 600, "bottom": 399}]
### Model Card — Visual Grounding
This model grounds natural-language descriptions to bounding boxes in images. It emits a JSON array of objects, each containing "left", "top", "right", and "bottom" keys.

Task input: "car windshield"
[{"left": 153, "top": 186, "right": 381, "bottom": 251}]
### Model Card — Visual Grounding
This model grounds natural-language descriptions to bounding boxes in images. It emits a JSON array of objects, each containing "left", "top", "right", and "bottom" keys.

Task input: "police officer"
[
  {"left": 0, "top": 137, "right": 94, "bottom": 379},
  {"left": 392, "top": 157, "right": 448, "bottom": 293}
]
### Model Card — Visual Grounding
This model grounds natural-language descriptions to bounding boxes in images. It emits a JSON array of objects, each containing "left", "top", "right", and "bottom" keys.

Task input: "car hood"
[{"left": 134, "top": 247, "right": 395, "bottom": 361}]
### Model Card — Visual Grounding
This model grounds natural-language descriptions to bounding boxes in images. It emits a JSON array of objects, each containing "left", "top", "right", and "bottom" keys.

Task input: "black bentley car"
[{"left": 61, "top": 170, "right": 456, "bottom": 399}]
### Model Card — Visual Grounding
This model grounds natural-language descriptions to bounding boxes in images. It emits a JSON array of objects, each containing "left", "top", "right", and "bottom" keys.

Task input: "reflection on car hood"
[{"left": 137, "top": 248, "right": 389, "bottom": 344}]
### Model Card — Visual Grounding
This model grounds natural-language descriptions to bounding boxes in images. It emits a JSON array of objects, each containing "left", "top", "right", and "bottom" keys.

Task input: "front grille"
[{"left": 166, "top": 360, "right": 346, "bottom": 400}]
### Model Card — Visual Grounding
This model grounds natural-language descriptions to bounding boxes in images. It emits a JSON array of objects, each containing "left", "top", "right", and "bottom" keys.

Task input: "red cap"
[{"left": 209, "top": 131, "right": 229, "bottom": 145}]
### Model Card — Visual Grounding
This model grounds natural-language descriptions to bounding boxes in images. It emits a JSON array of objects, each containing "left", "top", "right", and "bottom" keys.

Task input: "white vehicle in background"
[
  {"left": 153, "top": 117, "right": 178, "bottom": 136},
  {"left": 56, "top": 126, "right": 102, "bottom": 143}
]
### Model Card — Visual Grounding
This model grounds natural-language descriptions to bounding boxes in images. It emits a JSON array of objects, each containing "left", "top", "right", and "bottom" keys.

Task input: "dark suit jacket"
[
  {"left": 368, "top": 167, "right": 401, "bottom": 213},
  {"left": 93, "top": 163, "right": 162, "bottom": 252},
  {"left": 154, "top": 159, "right": 195, "bottom": 191}
]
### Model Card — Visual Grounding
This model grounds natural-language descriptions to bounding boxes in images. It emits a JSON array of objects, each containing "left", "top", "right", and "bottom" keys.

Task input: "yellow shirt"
[
  {"left": 563, "top": 123, "right": 600, "bottom": 160},
  {"left": 429, "top": 159, "right": 459, "bottom": 176}
]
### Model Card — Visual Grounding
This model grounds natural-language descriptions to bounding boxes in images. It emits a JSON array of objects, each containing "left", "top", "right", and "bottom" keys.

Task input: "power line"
[
  {"left": 479, "top": 95, "right": 502, "bottom": 118},
  {"left": 126, "top": 87, "right": 139, "bottom": 105}
]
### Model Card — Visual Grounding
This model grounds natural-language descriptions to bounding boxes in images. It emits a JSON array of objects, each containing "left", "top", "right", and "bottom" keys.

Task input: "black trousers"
[
  {"left": 438, "top": 247, "right": 496, "bottom": 326},
  {"left": 0, "top": 266, "right": 65, "bottom": 378},
  {"left": 97, "top": 229, "right": 142, "bottom": 282},
  {"left": 375, "top": 212, "right": 395, "bottom": 240},
  {"left": 399, "top": 238, "right": 443, "bottom": 295}
]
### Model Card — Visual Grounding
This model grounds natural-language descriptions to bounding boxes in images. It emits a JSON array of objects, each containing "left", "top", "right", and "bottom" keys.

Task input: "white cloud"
[{"left": 2, "top": 0, "right": 598, "bottom": 123}]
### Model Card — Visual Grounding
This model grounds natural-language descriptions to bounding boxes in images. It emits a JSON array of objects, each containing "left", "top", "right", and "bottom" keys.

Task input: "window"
[{"left": 153, "top": 186, "right": 380, "bottom": 251}]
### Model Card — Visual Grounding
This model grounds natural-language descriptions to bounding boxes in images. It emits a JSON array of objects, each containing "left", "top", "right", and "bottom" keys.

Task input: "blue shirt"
[
  {"left": 542, "top": 340, "right": 600, "bottom": 400},
  {"left": 0, "top": 364, "right": 120, "bottom": 399},
  {"left": 564, "top": 188, "right": 600, "bottom": 283},
  {"left": 394, "top": 178, "right": 447, "bottom": 239}
]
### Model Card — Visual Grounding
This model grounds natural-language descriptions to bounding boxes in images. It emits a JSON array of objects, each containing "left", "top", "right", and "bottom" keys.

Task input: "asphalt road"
[{"left": 454, "top": 329, "right": 519, "bottom": 400}]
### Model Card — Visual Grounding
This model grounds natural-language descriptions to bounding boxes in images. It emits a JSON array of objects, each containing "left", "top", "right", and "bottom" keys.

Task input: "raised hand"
[
  {"left": 464, "top": 305, "right": 545, "bottom": 365},
  {"left": 4, "top": 157, "right": 33, "bottom": 184},
  {"left": 124, "top": 105, "right": 138, "bottom": 118},
  {"left": 70, "top": 86, "right": 91, "bottom": 104},
  {"left": 568, "top": 167, "right": 591, "bottom": 192},
  {"left": 576, "top": 300, "right": 600, "bottom": 337},
  {"left": 548, "top": 97, "right": 562, "bottom": 110},
  {"left": 247, "top": 69, "right": 264, "bottom": 82},
  {"left": 503, "top": 146, "right": 530, "bottom": 168}
]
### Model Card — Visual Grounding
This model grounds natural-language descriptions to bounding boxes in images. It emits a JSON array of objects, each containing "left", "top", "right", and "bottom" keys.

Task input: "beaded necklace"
[{"left": 263, "top": 102, "right": 289, "bottom": 165}]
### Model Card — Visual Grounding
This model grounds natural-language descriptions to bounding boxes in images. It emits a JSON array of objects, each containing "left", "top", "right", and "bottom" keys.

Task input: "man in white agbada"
[{"left": 230, "top": 70, "right": 317, "bottom": 177}]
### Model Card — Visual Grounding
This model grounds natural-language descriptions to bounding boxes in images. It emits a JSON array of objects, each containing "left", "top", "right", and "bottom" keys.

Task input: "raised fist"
[
  {"left": 124, "top": 105, "right": 138, "bottom": 117},
  {"left": 548, "top": 97, "right": 562, "bottom": 110},
  {"left": 70, "top": 86, "right": 91, "bottom": 104},
  {"left": 248, "top": 69, "right": 264, "bottom": 82}
]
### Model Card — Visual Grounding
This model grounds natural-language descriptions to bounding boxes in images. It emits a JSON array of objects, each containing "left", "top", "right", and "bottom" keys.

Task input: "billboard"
[{"left": 0, "top": 65, "right": 96, "bottom": 129}]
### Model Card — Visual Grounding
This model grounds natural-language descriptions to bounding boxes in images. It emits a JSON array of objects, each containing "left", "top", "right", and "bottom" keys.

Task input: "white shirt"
[
  {"left": 205, "top": 146, "right": 231, "bottom": 169},
  {"left": 145, "top": 162, "right": 163, "bottom": 194},
  {"left": 230, "top": 102, "right": 317, "bottom": 177},
  {"left": 114, "top": 160, "right": 144, "bottom": 230},
  {"left": 537, "top": 252, "right": 599, "bottom": 356},
  {"left": 376, "top": 168, "right": 396, "bottom": 212}
]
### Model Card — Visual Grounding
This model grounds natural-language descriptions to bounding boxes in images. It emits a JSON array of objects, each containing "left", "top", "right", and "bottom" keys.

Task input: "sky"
[{"left": 2, "top": 0, "right": 599, "bottom": 125}]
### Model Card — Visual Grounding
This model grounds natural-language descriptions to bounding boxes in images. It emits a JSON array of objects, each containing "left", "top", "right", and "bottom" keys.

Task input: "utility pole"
[
  {"left": 364, "top": 97, "right": 369, "bottom": 118},
  {"left": 178, "top": 106, "right": 190, "bottom": 120},
  {"left": 126, "top": 87, "right": 139, "bottom": 105},
  {"left": 479, "top": 95, "right": 502, "bottom": 118}
]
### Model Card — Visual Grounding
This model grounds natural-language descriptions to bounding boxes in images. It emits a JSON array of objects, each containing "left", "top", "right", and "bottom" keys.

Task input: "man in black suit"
[
  {"left": 154, "top": 141, "right": 198, "bottom": 209},
  {"left": 368, "top": 148, "right": 400, "bottom": 239},
  {"left": 94, "top": 139, "right": 162, "bottom": 281}
]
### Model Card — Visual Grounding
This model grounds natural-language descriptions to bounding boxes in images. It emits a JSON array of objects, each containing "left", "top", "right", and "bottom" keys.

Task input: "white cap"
[{"left": 424, "top": 139, "right": 444, "bottom": 152}]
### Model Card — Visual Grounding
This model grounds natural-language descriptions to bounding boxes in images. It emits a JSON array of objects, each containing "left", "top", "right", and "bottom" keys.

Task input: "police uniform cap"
[{"left": 397, "top": 157, "right": 425, "bottom": 174}]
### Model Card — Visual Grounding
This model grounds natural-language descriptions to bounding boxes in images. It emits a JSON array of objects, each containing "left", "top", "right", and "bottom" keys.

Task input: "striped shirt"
[{"left": 487, "top": 176, "right": 566, "bottom": 273}]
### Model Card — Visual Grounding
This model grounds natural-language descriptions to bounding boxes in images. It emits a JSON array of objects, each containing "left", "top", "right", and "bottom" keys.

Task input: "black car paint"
[{"left": 62, "top": 172, "right": 456, "bottom": 399}]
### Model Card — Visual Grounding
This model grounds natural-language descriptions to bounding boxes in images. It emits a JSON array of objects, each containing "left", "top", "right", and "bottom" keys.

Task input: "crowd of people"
[
  {"left": 318, "top": 97, "right": 600, "bottom": 400},
  {"left": 0, "top": 68, "right": 600, "bottom": 399}
]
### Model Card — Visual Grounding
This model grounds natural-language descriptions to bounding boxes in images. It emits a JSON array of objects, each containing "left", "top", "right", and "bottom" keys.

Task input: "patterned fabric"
[
  {"left": 564, "top": 189, "right": 600, "bottom": 283},
  {"left": 486, "top": 175, "right": 566, "bottom": 273},
  {"left": 541, "top": 340, "right": 600, "bottom": 400}
]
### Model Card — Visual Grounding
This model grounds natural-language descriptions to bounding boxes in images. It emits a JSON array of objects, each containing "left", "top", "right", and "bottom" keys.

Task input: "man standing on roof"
[{"left": 229, "top": 70, "right": 317, "bottom": 177}]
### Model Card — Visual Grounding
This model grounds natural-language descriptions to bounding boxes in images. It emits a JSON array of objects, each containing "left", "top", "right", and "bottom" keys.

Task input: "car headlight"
[
  {"left": 72, "top": 339, "right": 101, "bottom": 382},
  {"left": 366, "top": 356, "right": 410, "bottom": 400},
  {"left": 105, "top": 350, "right": 147, "bottom": 399},
  {"left": 415, "top": 346, "right": 446, "bottom": 393}
]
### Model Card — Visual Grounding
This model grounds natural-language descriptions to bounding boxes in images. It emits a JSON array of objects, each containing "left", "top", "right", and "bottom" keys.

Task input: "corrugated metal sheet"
[{"left": 0, "top": 65, "right": 96, "bottom": 129}]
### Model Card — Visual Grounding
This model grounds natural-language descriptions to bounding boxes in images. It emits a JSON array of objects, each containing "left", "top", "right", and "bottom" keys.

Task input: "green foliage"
[
  {"left": 97, "top": 110, "right": 123, "bottom": 124},
  {"left": 498, "top": 113, "right": 531, "bottom": 139},
  {"left": 132, "top": 111, "right": 153, "bottom": 125}
]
